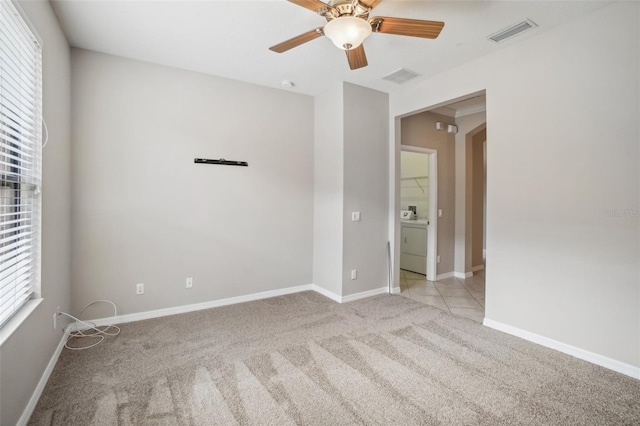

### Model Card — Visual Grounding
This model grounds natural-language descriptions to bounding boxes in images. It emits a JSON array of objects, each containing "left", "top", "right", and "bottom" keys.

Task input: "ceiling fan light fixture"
[{"left": 324, "top": 16, "right": 372, "bottom": 50}]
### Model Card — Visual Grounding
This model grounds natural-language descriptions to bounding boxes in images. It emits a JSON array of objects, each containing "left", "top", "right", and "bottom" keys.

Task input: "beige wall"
[
  {"left": 401, "top": 112, "right": 456, "bottom": 275},
  {"left": 0, "top": 1, "right": 72, "bottom": 425},
  {"left": 71, "top": 49, "right": 314, "bottom": 316},
  {"left": 471, "top": 128, "right": 486, "bottom": 267},
  {"left": 454, "top": 112, "right": 486, "bottom": 275},
  {"left": 391, "top": 2, "right": 639, "bottom": 368}
]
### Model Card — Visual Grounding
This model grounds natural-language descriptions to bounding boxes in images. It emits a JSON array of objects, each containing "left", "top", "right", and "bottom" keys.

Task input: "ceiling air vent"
[
  {"left": 382, "top": 68, "right": 421, "bottom": 85},
  {"left": 488, "top": 19, "right": 538, "bottom": 43}
]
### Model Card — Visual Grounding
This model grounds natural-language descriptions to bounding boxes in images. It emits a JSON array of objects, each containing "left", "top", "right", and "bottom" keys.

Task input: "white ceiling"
[{"left": 51, "top": 0, "right": 612, "bottom": 96}]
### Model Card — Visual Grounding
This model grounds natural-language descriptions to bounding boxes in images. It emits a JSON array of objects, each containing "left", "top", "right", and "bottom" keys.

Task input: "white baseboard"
[
  {"left": 483, "top": 318, "right": 640, "bottom": 380},
  {"left": 454, "top": 271, "right": 473, "bottom": 279},
  {"left": 68, "top": 284, "right": 315, "bottom": 331},
  {"left": 311, "top": 285, "right": 391, "bottom": 303},
  {"left": 341, "top": 286, "right": 390, "bottom": 303},
  {"left": 471, "top": 265, "right": 484, "bottom": 272},
  {"left": 436, "top": 271, "right": 455, "bottom": 280},
  {"left": 391, "top": 286, "right": 401, "bottom": 295},
  {"left": 68, "top": 284, "right": 393, "bottom": 332},
  {"left": 18, "top": 330, "right": 68, "bottom": 426},
  {"left": 309, "top": 284, "right": 342, "bottom": 303}
]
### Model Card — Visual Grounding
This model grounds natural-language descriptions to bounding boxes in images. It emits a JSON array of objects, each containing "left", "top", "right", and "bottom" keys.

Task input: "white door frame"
[{"left": 400, "top": 145, "right": 438, "bottom": 281}]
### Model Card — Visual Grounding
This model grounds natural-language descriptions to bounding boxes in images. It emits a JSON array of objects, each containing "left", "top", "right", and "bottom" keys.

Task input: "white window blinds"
[{"left": 0, "top": 1, "right": 42, "bottom": 328}]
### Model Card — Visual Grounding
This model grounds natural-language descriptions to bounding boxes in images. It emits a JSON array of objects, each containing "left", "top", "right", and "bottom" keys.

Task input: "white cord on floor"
[{"left": 60, "top": 300, "right": 121, "bottom": 350}]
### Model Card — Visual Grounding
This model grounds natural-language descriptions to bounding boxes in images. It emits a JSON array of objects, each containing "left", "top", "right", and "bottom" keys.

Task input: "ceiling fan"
[{"left": 269, "top": 0, "right": 445, "bottom": 70}]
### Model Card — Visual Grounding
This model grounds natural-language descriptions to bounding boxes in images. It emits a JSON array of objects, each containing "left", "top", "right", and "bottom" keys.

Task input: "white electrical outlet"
[
  {"left": 437, "top": 255, "right": 441, "bottom": 264},
  {"left": 186, "top": 277, "right": 193, "bottom": 289},
  {"left": 351, "top": 212, "right": 361, "bottom": 222},
  {"left": 351, "top": 269, "right": 357, "bottom": 280},
  {"left": 438, "top": 209, "right": 443, "bottom": 217},
  {"left": 136, "top": 283, "right": 144, "bottom": 295}
]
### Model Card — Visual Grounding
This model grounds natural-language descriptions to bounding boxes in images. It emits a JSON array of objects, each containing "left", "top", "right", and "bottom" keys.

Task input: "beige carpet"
[{"left": 30, "top": 291, "right": 640, "bottom": 425}]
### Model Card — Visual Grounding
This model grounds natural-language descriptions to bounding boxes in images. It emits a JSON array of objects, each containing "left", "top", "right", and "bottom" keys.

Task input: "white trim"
[
  {"left": 400, "top": 145, "right": 438, "bottom": 282},
  {"left": 67, "top": 284, "right": 395, "bottom": 333},
  {"left": 17, "top": 329, "right": 68, "bottom": 426},
  {"left": 429, "top": 106, "right": 456, "bottom": 117},
  {"left": 310, "top": 285, "right": 391, "bottom": 303},
  {"left": 454, "top": 271, "right": 473, "bottom": 279},
  {"left": 426, "top": 150, "right": 438, "bottom": 281},
  {"left": 471, "top": 265, "right": 485, "bottom": 272},
  {"left": 455, "top": 104, "right": 486, "bottom": 118},
  {"left": 391, "top": 286, "right": 402, "bottom": 295},
  {"left": 0, "top": 298, "right": 43, "bottom": 347},
  {"left": 68, "top": 284, "right": 315, "bottom": 331},
  {"left": 341, "top": 287, "right": 389, "bottom": 303},
  {"left": 436, "top": 271, "right": 455, "bottom": 280},
  {"left": 424, "top": 103, "right": 485, "bottom": 119},
  {"left": 310, "top": 285, "right": 342, "bottom": 303},
  {"left": 483, "top": 318, "right": 640, "bottom": 380}
]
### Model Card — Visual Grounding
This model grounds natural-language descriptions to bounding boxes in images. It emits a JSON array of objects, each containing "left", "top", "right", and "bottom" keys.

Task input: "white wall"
[
  {"left": 390, "top": 1, "right": 640, "bottom": 368},
  {"left": 0, "top": 1, "right": 72, "bottom": 425},
  {"left": 313, "top": 83, "right": 389, "bottom": 297},
  {"left": 313, "top": 84, "right": 344, "bottom": 295},
  {"left": 400, "top": 151, "right": 429, "bottom": 219},
  {"left": 71, "top": 49, "right": 314, "bottom": 316},
  {"left": 342, "top": 83, "right": 389, "bottom": 296},
  {"left": 401, "top": 151, "right": 429, "bottom": 179}
]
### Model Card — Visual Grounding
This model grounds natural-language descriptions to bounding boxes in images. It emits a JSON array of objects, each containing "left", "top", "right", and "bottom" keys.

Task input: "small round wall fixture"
[{"left": 282, "top": 80, "right": 295, "bottom": 88}]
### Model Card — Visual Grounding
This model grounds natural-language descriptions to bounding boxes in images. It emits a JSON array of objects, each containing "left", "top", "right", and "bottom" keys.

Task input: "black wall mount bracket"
[{"left": 194, "top": 158, "right": 248, "bottom": 167}]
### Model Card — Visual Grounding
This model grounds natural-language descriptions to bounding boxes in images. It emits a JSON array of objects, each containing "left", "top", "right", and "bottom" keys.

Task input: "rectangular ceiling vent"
[
  {"left": 382, "top": 68, "right": 421, "bottom": 85},
  {"left": 488, "top": 19, "right": 538, "bottom": 43}
]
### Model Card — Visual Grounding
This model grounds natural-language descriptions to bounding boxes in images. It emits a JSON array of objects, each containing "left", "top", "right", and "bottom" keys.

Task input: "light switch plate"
[{"left": 351, "top": 212, "right": 361, "bottom": 222}]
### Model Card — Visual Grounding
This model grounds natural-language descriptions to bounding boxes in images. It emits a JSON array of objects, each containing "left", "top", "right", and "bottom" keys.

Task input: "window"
[{"left": 0, "top": 1, "right": 42, "bottom": 328}]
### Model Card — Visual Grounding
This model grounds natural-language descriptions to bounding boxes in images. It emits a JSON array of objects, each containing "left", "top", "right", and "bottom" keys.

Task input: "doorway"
[
  {"left": 393, "top": 92, "right": 487, "bottom": 322},
  {"left": 467, "top": 124, "right": 487, "bottom": 275},
  {"left": 400, "top": 146, "right": 437, "bottom": 281}
]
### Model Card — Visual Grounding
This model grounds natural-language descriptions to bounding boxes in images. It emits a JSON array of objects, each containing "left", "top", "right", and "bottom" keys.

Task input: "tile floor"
[{"left": 399, "top": 269, "right": 485, "bottom": 322}]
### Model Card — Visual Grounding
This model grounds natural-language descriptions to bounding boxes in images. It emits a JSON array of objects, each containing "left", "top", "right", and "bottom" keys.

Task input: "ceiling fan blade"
[
  {"left": 359, "top": 0, "right": 383, "bottom": 10},
  {"left": 346, "top": 44, "right": 368, "bottom": 70},
  {"left": 371, "top": 16, "right": 444, "bottom": 39},
  {"left": 269, "top": 27, "right": 324, "bottom": 53},
  {"left": 287, "top": 0, "right": 333, "bottom": 14}
]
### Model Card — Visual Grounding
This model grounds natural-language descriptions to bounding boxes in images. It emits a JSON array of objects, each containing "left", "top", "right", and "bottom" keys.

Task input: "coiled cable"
[{"left": 60, "top": 300, "right": 120, "bottom": 350}]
